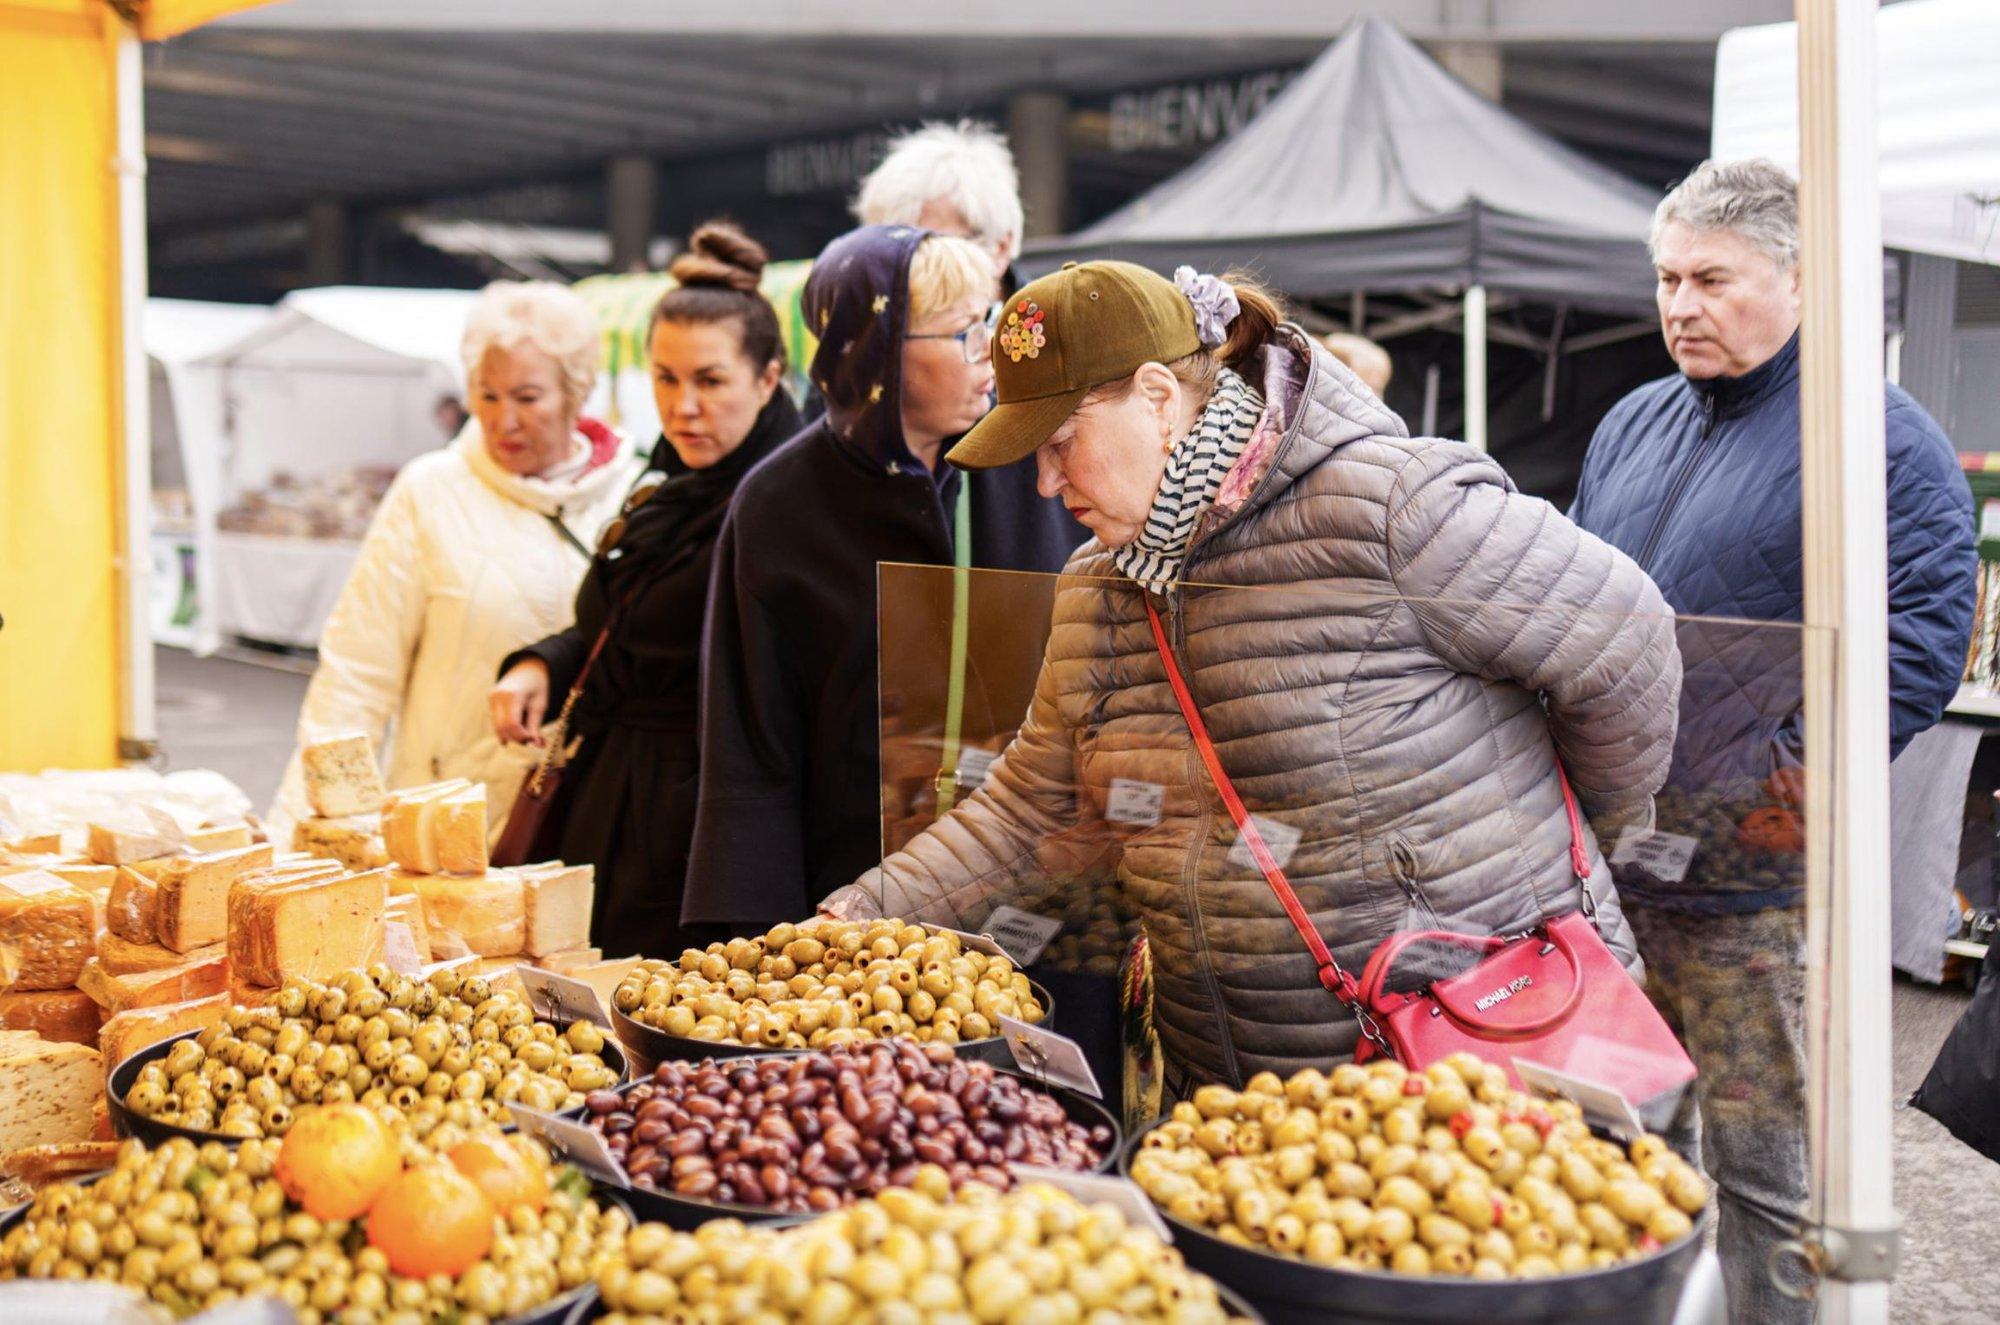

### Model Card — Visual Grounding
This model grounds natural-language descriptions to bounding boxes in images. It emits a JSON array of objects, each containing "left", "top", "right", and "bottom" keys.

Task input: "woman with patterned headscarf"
[{"left": 684, "top": 224, "right": 1082, "bottom": 930}]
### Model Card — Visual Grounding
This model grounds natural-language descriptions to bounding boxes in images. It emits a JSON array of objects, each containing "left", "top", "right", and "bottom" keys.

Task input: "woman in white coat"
[{"left": 271, "top": 281, "right": 640, "bottom": 837}]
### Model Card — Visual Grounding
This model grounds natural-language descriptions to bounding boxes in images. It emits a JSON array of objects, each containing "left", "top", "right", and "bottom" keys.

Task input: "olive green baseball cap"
[{"left": 946, "top": 260, "right": 1201, "bottom": 471}]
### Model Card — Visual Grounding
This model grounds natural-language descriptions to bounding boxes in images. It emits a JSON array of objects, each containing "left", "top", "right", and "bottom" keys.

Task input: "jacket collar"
[
  {"left": 1684, "top": 330, "right": 1800, "bottom": 416},
  {"left": 453, "top": 416, "right": 636, "bottom": 517}
]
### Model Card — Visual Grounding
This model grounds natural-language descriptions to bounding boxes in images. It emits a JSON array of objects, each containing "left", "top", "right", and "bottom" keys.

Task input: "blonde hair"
[
  {"left": 906, "top": 234, "right": 995, "bottom": 324},
  {"left": 1087, "top": 271, "right": 1287, "bottom": 409},
  {"left": 854, "top": 120, "right": 1024, "bottom": 262},
  {"left": 461, "top": 281, "right": 601, "bottom": 412}
]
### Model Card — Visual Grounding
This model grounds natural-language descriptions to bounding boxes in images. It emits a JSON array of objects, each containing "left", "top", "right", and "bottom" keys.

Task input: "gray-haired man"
[{"left": 1571, "top": 159, "right": 1974, "bottom": 1321}]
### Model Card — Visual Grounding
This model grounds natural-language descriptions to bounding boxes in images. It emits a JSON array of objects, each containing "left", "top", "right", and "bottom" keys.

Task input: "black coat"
[
  {"left": 503, "top": 390, "right": 801, "bottom": 956},
  {"left": 684, "top": 224, "right": 1087, "bottom": 928}
]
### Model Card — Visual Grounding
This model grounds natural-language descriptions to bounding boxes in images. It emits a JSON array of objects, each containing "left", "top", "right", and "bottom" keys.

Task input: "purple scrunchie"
[{"left": 1174, "top": 265, "right": 1241, "bottom": 347}]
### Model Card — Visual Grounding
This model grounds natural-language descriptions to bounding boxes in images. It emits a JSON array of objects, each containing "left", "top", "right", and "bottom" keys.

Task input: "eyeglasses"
[{"left": 906, "top": 304, "right": 1001, "bottom": 364}]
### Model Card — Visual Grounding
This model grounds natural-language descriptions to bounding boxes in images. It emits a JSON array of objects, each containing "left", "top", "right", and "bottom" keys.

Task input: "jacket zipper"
[
  {"left": 1633, "top": 393, "right": 1720, "bottom": 571},
  {"left": 1162, "top": 587, "right": 1245, "bottom": 1085}
]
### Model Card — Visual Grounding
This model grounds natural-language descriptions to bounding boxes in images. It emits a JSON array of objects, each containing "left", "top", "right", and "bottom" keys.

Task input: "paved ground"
[{"left": 152, "top": 644, "right": 2000, "bottom": 1321}]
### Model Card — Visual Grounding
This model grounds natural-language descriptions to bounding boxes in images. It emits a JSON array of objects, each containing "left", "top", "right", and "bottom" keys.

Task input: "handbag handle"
[
  {"left": 1429, "top": 918, "right": 1586, "bottom": 1036},
  {"left": 1363, "top": 923, "right": 1587, "bottom": 1037}
]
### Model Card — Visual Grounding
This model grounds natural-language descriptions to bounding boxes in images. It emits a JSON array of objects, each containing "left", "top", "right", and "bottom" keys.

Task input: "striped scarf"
[{"left": 1113, "top": 367, "right": 1265, "bottom": 594}]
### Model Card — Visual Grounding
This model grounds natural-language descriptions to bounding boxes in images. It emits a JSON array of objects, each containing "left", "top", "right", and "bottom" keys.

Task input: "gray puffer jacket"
[{"left": 862, "top": 327, "right": 1682, "bottom": 1086}]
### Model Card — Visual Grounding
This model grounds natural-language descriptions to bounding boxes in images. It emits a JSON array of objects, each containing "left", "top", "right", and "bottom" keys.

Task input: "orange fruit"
[
  {"left": 273, "top": 1103, "right": 401, "bottom": 1221},
  {"left": 365, "top": 1164, "right": 495, "bottom": 1278},
  {"left": 449, "top": 1133, "right": 550, "bottom": 1215}
]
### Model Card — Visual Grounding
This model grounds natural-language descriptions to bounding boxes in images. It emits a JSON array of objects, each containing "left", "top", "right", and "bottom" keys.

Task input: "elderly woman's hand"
[{"left": 489, "top": 659, "right": 551, "bottom": 746}]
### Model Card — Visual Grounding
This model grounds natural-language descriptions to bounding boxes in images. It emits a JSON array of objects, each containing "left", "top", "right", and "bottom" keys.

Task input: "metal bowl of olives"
[
  {"left": 608, "top": 980, "right": 1049, "bottom": 1077},
  {"left": 609, "top": 920, "right": 1056, "bottom": 1076},
  {"left": 1117, "top": 1057, "right": 1711, "bottom": 1325},
  {"left": 110, "top": 1020, "right": 625, "bottom": 1150},
  {"left": 581, "top": 1040, "right": 1121, "bottom": 1231}
]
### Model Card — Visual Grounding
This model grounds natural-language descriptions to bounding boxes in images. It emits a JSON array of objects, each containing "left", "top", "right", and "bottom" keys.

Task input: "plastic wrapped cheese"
[
  {"left": 0, "top": 873, "right": 97, "bottom": 991},
  {"left": 301, "top": 732, "right": 388, "bottom": 817}
]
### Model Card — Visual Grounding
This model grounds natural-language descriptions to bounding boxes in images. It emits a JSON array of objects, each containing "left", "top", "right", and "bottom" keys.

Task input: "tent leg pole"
[
  {"left": 1350, "top": 290, "right": 1366, "bottom": 333},
  {"left": 1421, "top": 364, "right": 1441, "bottom": 437},
  {"left": 1798, "top": 0, "right": 1899, "bottom": 1316},
  {"left": 115, "top": 29, "right": 155, "bottom": 762},
  {"left": 1463, "top": 285, "right": 1487, "bottom": 452}
]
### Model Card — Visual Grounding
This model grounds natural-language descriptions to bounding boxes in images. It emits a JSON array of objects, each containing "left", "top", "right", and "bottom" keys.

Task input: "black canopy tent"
[{"left": 1022, "top": 15, "right": 1670, "bottom": 473}]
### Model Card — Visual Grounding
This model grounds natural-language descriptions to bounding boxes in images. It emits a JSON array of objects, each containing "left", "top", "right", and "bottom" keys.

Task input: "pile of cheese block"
[
  {"left": 295, "top": 734, "right": 606, "bottom": 979},
  {"left": 0, "top": 734, "right": 623, "bottom": 1166}
]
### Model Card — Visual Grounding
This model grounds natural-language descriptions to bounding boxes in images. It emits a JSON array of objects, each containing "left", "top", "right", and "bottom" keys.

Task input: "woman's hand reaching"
[{"left": 489, "top": 659, "right": 551, "bottom": 746}]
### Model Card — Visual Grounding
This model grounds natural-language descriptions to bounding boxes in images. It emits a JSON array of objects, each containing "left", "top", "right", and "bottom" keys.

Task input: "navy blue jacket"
[{"left": 1570, "top": 331, "right": 1974, "bottom": 909}]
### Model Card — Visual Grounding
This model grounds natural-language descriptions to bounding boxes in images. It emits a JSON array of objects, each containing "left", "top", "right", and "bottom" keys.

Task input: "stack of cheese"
[
  {"left": 290, "top": 733, "right": 390, "bottom": 871},
  {"left": 0, "top": 1030, "right": 102, "bottom": 1154}
]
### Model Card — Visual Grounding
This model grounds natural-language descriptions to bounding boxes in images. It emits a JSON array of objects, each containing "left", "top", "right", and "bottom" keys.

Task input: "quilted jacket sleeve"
[
  {"left": 1883, "top": 395, "right": 1976, "bottom": 758},
  {"left": 1384, "top": 444, "right": 1683, "bottom": 831},
  {"left": 266, "top": 469, "right": 431, "bottom": 835},
  {"left": 832, "top": 651, "right": 1084, "bottom": 927}
]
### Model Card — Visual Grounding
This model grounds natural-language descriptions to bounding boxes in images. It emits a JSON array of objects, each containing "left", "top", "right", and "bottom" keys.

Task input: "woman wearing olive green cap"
[{"left": 825, "top": 260, "right": 1682, "bottom": 1090}]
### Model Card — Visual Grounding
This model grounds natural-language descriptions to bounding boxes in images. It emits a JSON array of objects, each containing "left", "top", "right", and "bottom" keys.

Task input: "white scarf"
[{"left": 1113, "top": 367, "right": 1264, "bottom": 594}]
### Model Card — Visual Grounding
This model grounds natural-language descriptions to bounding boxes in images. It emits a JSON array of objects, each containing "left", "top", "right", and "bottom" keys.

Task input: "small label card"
[
  {"left": 1105, "top": 778, "right": 1165, "bottom": 827},
  {"left": 1513, "top": 1058, "right": 1647, "bottom": 1142},
  {"left": 934, "top": 924, "right": 1013, "bottom": 961},
  {"left": 1611, "top": 829, "right": 1698, "bottom": 884},
  {"left": 1226, "top": 814, "right": 1302, "bottom": 873},
  {"left": 517, "top": 965, "right": 613, "bottom": 1029},
  {"left": 982, "top": 906, "right": 1064, "bottom": 967},
  {"left": 955, "top": 747, "right": 997, "bottom": 792},
  {"left": 507, "top": 1104, "right": 629, "bottom": 1188},
  {"left": 1009, "top": 1164, "right": 1172, "bottom": 1240},
  {"left": 383, "top": 921, "right": 425, "bottom": 976},
  {"left": 999, "top": 1015, "right": 1102, "bottom": 1099}
]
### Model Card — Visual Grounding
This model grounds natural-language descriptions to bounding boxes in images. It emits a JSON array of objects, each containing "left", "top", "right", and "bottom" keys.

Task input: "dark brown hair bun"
[{"left": 669, "top": 221, "right": 767, "bottom": 295}]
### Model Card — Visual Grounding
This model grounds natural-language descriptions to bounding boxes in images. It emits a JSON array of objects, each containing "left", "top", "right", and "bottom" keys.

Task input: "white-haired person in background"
[
  {"left": 270, "top": 280, "right": 642, "bottom": 840},
  {"left": 853, "top": 118, "right": 1023, "bottom": 284},
  {"left": 850, "top": 119, "right": 1087, "bottom": 569}
]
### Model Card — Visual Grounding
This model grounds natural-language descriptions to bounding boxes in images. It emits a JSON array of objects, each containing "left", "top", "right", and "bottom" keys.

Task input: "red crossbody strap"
[{"left": 1143, "top": 599, "right": 1366, "bottom": 1006}]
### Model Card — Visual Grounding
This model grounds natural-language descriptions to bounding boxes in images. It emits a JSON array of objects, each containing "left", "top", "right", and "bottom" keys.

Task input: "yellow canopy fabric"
[{"left": 0, "top": 0, "right": 269, "bottom": 771}]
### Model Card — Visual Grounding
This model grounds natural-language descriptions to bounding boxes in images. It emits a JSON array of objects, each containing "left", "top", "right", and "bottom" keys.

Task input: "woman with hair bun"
[{"left": 491, "top": 220, "right": 801, "bottom": 955}]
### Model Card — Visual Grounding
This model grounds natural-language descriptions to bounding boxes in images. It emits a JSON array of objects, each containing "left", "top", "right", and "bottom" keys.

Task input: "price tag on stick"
[
  {"left": 982, "top": 906, "right": 1063, "bottom": 967},
  {"left": 1513, "top": 1059, "right": 1648, "bottom": 1142},
  {"left": 507, "top": 1104, "right": 629, "bottom": 1188},
  {"left": 1105, "top": 778, "right": 1165, "bottom": 827},
  {"left": 1009, "top": 1164, "right": 1173, "bottom": 1241},
  {"left": 517, "top": 966, "right": 614, "bottom": 1029},
  {"left": 999, "top": 1015, "right": 1102, "bottom": 1099}
]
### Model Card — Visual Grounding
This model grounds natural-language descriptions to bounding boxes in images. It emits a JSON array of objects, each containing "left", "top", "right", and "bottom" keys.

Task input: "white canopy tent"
[
  {"left": 190, "top": 286, "right": 476, "bottom": 650},
  {"left": 1712, "top": 0, "right": 2000, "bottom": 268},
  {"left": 145, "top": 298, "right": 269, "bottom": 653}
]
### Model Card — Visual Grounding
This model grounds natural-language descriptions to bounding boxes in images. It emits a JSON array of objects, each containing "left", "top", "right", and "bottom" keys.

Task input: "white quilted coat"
[{"left": 268, "top": 424, "right": 641, "bottom": 838}]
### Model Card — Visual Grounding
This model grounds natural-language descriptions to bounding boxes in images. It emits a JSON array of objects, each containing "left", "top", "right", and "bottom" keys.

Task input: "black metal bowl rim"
[
  {"left": 0, "top": 1170, "right": 625, "bottom": 1325},
  {"left": 108, "top": 1026, "right": 627, "bottom": 1149},
  {"left": 585, "top": 1050, "right": 1123, "bottom": 1223},
  {"left": 1116, "top": 1118, "right": 1708, "bottom": 1289},
  {"left": 608, "top": 976, "right": 1054, "bottom": 1058}
]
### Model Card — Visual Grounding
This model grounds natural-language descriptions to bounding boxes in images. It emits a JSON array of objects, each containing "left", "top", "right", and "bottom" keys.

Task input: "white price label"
[
  {"left": 1226, "top": 815, "right": 1302, "bottom": 873},
  {"left": 383, "top": 921, "right": 424, "bottom": 976},
  {"left": 998, "top": 1015, "right": 1102, "bottom": 1099},
  {"left": 1009, "top": 1164, "right": 1172, "bottom": 1241},
  {"left": 1105, "top": 778, "right": 1165, "bottom": 827},
  {"left": 955, "top": 747, "right": 996, "bottom": 792},
  {"left": 517, "top": 966, "right": 613, "bottom": 1029},
  {"left": 1513, "top": 1059, "right": 1648, "bottom": 1142},
  {"left": 1611, "top": 828, "right": 1698, "bottom": 884},
  {"left": 507, "top": 1104, "right": 629, "bottom": 1188},
  {"left": 932, "top": 924, "right": 1012, "bottom": 961},
  {"left": 982, "top": 906, "right": 1063, "bottom": 967},
  {"left": 0, "top": 870, "right": 72, "bottom": 898}
]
